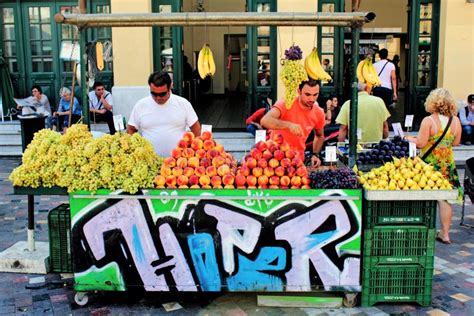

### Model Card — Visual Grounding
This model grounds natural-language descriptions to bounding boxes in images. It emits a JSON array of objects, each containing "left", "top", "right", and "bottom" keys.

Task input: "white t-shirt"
[
  {"left": 373, "top": 60, "right": 395, "bottom": 90},
  {"left": 88, "top": 90, "right": 114, "bottom": 110},
  {"left": 128, "top": 93, "right": 199, "bottom": 157}
]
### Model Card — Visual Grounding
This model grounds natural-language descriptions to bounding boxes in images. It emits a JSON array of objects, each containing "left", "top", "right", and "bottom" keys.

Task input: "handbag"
[{"left": 420, "top": 116, "right": 453, "bottom": 161}]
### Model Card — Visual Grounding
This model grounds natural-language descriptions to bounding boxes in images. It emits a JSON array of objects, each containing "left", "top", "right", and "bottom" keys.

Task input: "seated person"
[
  {"left": 323, "top": 94, "right": 340, "bottom": 136},
  {"left": 246, "top": 107, "right": 267, "bottom": 136},
  {"left": 15, "top": 85, "right": 52, "bottom": 128},
  {"left": 88, "top": 81, "right": 116, "bottom": 134},
  {"left": 459, "top": 94, "right": 474, "bottom": 145},
  {"left": 51, "top": 88, "right": 82, "bottom": 133}
]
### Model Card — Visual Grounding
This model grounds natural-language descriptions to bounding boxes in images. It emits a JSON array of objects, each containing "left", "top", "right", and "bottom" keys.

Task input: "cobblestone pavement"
[{"left": 0, "top": 157, "right": 473, "bottom": 315}]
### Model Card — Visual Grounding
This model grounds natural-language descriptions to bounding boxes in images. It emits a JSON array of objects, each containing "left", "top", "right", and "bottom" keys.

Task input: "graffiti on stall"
[{"left": 72, "top": 191, "right": 361, "bottom": 292}]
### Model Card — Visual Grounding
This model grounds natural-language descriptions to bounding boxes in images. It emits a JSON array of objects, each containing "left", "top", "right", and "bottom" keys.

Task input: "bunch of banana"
[
  {"left": 197, "top": 44, "right": 216, "bottom": 79},
  {"left": 356, "top": 57, "right": 381, "bottom": 88},
  {"left": 304, "top": 47, "right": 332, "bottom": 81}
]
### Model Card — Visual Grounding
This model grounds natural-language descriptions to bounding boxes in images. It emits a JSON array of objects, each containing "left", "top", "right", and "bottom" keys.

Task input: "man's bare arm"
[{"left": 261, "top": 108, "right": 303, "bottom": 136}]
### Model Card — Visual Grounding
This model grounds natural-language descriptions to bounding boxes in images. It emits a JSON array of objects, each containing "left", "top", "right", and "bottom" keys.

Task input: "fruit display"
[
  {"left": 304, "top": 47, "right": 332, "bottom": 81},
  {"left": 236, "top": 135, "right": 311, "bottom": 189},
  {"left": 309, "top": 168, "right": 359, "bottom": 189},
  {"left": 356, "top": 57, "right": 381, "bottom": 88},
  {"left": 154, "top": 131, "right": 237, "bottom": 189},
  {"left": 197, "top": 44, "right": 216, "bottom": 79},
  {"left": 280, "top": 45, "right": 308, "bottom": 109},
  {"left": 357, "top": 136, "right": 410, "bottom": 165},
  {"left": 358, "top": 156, "right": 452, "bottom": 190},
  {"left": 9, "top": 124, "right": 162, "bottom": 193}
]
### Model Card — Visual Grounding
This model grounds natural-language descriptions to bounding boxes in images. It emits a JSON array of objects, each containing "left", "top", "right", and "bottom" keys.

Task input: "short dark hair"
[
  {"left": 468, "top": 94, "right": 474, "bottom": 103},
  {"left": 148, "top": 71, "right": 172, "bottom": 89},
  {"left": 31, "top": 85, "right": 42, "bottom": 94},
  {"left": 298, "top": 79, "right": 320, "bottom": 91},
  {"left": 328, "top": 94, "right": 337, "bottom": 100},
  {"left": 378, "top": 48, "right": 388, "bottom": 59},
  {"left": 93, "top": 81, "right": 105, "bottom": 90}
]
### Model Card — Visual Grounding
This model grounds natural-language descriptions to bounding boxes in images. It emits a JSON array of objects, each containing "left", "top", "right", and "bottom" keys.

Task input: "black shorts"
[{"left": 372, "top": 87, "right": 393, "bottom": 108}]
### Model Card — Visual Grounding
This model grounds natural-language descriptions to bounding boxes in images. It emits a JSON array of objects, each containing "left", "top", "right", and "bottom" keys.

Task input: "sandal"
[{"left": 436, "top": 232, "right": 452, "bottom": 244}]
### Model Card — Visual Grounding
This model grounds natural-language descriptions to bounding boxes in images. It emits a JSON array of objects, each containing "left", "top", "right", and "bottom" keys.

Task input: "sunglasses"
[{"left": 150, "top": 90, "right": 169, "bottom": 98}]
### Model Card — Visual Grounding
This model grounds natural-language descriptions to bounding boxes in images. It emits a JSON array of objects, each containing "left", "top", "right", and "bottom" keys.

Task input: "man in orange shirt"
[{"left": 261, "top": 79, "right": 325, "bottom": 167}]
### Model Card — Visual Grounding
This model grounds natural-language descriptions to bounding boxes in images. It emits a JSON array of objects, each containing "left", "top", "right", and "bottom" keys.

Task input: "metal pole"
[
  {"left": 79, "top": 29, "right": 89, "bottom": 128},
  {"left": 27, "top": 195, "right": 35, "bottom": 251},
  {"left": 349, "top": 27, "right": 360, "bottom": 168}
]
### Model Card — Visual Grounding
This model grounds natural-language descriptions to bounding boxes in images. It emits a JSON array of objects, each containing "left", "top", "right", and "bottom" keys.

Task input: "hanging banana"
[
  {"left": 197, "top": 44, "right": 216, "bottom": 79},
  {"left": 304, "top": 47, "right": 332, "bottom": 81},
  {"left": 357, "top": 57, "right": 381, "bottom": 87},
  {"left": 356, "top": 59, "right": 366, "bottom": 83}
]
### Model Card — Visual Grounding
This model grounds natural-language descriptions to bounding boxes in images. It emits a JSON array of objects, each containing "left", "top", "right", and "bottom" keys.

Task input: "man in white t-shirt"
[
  {"left": 127, "top": 71, "right": 201, "bottom": 157},
  {"left": 372, "top": 48, "right": 397, "bottom": 109}
]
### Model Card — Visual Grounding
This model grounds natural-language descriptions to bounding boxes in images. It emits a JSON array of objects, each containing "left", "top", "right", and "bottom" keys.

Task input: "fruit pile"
[
  {"left": 309, "top": 168, "right": 359, "bottom": 189},
  {"left": 235, "top": 135, "right": 310, "bottom": 189},
  {"left": 280, "top": 45, "right": 308, "bottom": 109},
  {"left": 357, "top": 136, "right": 410, "bottom": 165},
  {"left": 9, "top": 124, "right": 162, "bottom": 193},
  {"left": 154, "top": 131, "right": 237, "bottom": 189},
  {"left": 358, "top": 156, "right": 452, "bottom": 190}
]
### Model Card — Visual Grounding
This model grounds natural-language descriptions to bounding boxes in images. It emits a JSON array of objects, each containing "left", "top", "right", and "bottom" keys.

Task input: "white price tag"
[
  {"left": 357, "top": 128, "right": 362, "bottom": 141},
  {"left": 201, "top": 124, "right": 212, "bottom": 133},
  {"left": 392, "top": 123, "right": 405, "bottom": 138},
  {"left": 325, "top": 146, "right": 337, "bottom": 162},
  {"left": 404, "top": 115, "right": 414, "bottom": 128},
  {"left": 113, "top": 114, "right": 124, "bottom": 131},
  {"left": 409, "top": 142, "right": 417, "bottom": 158},
  {"left": 255, "top": 130, "right": 266, "bottom": 144}
]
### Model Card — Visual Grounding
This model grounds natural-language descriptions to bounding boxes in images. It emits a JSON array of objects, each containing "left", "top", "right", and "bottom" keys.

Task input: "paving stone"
[
  {"left": 450, "top": 293, "right": 473, "bottom": 302},
  {"left": 426, "top": 308, "right": 450, "bottom": 316}
]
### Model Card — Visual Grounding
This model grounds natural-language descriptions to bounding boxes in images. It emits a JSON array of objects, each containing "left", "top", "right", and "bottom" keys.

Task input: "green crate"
[
  {"left": 363, "top": 199, "right": 437, "bottom": 228},
  {"left": 48, "top": 204, "right": 72, "bottom": 273},
  {"left": 361, "top": 265, "right": 433, "bottom": 307},
  {"left": 363, "top": 226, "right": 435, "bottom": 268}
]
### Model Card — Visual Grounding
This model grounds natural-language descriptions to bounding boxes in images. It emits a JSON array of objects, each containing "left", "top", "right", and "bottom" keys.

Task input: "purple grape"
[{"left": 284, "top": 45, "right": 303, "bottom": 60}]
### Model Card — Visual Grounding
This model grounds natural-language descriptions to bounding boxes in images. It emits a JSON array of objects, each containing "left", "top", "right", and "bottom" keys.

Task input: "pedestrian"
[
  {"left": 459, "top": 94, "right": 474, "bottom": 145},
  {"left": 15, "top": 85, "right": 52, "bottom": 128},
  {"left": 261, "top": 79, "right": 325, "bottom": 167},
  {"left": 324, "top": 94, "right": 340, "bottom": 135},
  {"left": 391, "top": 54, "right": 401, "bottom": 91},
  {"left": 372, "top": 48, "right": 397, "bottom": 109},
  {"left": 51, "top": 87, "right": 82, "bottom": 133},
  {"left": 88, "top": 81, "right": 116, "bottom": 135},
  {"left": 405, "top": 88, "right": 462, "bottom": 244},
  {"left": 336, "top": 83, "right": 390, "bottom": 143},
  {"left": 127, "top": 71, "right": 201, "bottom": 157}
]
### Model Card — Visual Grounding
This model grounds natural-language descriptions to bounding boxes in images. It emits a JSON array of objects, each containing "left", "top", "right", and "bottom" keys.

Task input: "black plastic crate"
[
  {"left": 48, "top": 204, "right": 72, "bottom": 273},
  {"left": 361, "top": 265, "right": 433, "bottom": 307},
  {"left": 363, "top": 199, "right": 437, "bottom": 228},
  {"left": 363, "top": 226, "right": 435, "bottom": 268}
]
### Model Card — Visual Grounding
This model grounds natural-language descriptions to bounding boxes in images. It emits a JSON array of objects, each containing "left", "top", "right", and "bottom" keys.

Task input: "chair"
[{"left": 461, "top": 157, "right": 474, "bottom": 228}]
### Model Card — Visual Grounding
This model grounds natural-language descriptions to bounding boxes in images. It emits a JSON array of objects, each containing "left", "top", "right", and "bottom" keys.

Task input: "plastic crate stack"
[
  {"left": 361, "top": 199, "right": 437, "bottom": 307},
  {"left": 48, "top": 203, "right": 73, "bottom": 273}
]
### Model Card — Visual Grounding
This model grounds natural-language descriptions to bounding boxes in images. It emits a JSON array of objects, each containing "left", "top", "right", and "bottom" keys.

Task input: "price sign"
[
  {"left": 392, "top": 123, "right": 405, "bottom": 138},
  {"left": 113, "top": 114, "right": 124, "bottom": 131},
  {"left": 404, "top": 115, "right": 414, "bottom": 128},
  {"left": 255, "top": 130, "right": 266, "bottom": 144},
  {"left": 325, "top": 146, "right": 337, "bottom": 162},
  {"left": 409, "top": 142, "right": 417, "bottom": 158},
  {"left": 201, "top": 124, "right": 212, "bottom": 133},
  {"left": 357, "top": 128, "right": 362, "bottom": 141}
]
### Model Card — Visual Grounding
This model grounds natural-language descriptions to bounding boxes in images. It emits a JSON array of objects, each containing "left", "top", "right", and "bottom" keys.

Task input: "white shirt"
[
  {"left": 19, "top": 95, "right": 51, "bottom": 116},
  {"left": 88, "top": 90, "right": 113, "bottom": 110},
  {"left": 373, "top": 59, "right": 395, "bottom": 90},
  {"left": 128, "top": 93, "right": 199, "bottom": 157}
]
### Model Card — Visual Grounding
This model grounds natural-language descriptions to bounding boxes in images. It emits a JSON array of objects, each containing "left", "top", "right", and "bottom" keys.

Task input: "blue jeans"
[
  {"left": 246, "top": 124, "right": 257, "bottom": 136},
  {"left": 462, "top": 125, "right": 473, "bottom": 142}
]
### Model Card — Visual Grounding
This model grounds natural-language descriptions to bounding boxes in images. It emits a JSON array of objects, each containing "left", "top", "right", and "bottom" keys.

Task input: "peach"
[
  {"left": 280, "top": 142, "right": 290, "bottom": 152},
  {"left": 161, "top": 165, "right": 172, "bottom": 177},
  {"left": 188, "top": 157, "right": 200, "bottom": 168},
  {"left": 203, "top": 139, "right": 215, "bottom": 151},
  {"left": 164, "top": 157, "right": 177, "bottom": 168},
  {"left": 292, "top": 157, "right": 303, "bottom": 167},
  {"left": 286, "top": 166, "right": 296, "bottom": 178},
  {"left": 250, "top": 148, "right": 262, "bottom": 160},
  {"left": 290, "top": 176, "right": 301, "bottom": 187},
  {"left": 246, "top": 157, "right": 257, "bottom": 169},
  {"left": 235, "top": 174, "right": 247, "bottom": 187},
  {"left": 182, "top": 131, "right": 195, "bottom": 143},
  {"left": 201, "top": 184, "right": 212, "bottom": 189},
  {"left": 285, "top": 150, "right": 296, "bottom": 159},
  {"left": 195, "top": 149, "right": 206, "bottom": 159},
  {"left": 176, "top": 157, "right": 188, "bottom": 168},
  {"left": 268, "top": 143, "right": 278, "bottom": 153},
  {"left": 215, "top": 143, "right": 224, "bottom": 153},
  {"left": 177, "top": 139, "right": 188, "bottom": 149},
  {"left": 212, "top": 156, "right": 226, "bottom": 168},
  {"left": 199, "top": 175, "right": 211, "bottom": 186},
  {"left": 280, "top": 176, "right": 291, "bottom": 187},
  {"left": 191, "top": 138, "right": 204, "bottom": 151},
  {"left": 275, "top": 166, "right": 285, "bottom": 177},
  {"left": 154, "top": 175, "right": 166, "bottom": 188},
  {"left": 189, "top": 175, "right": 199, "bottom": 186},
  {"left": 262, "top": 150, "right": 273, "bottom": 161},
  {"left": 296, "top": 166, "right": 307, "bottom": 177},
  {"left": 171, "top": 148, "right": 183, "bottom": 159},
  {"left": 211, "top": 175, "right": 222, "bottom": 188},
  {"left": 207, "top": 149, "right": 219, "bottom": 159},
  {"left": 222, "top": 174, "right": 235, "bottom": 186},
  {"left": 178, "top": 185, "right": 189, "bottom": 189},
  {"left": 194, "top": 166, "right": 206, "bottom": 177},
  {"left": 183, "top": 167, "right": 195, "bottom": 178},
  {"left": 258, "top": 175, "right": 269, "bottom": 186},
  {"left": 201, "top": 131, "right": 213, "bottom": 140},
  {"left": 200, "top": 157, "right": 211, "bottom": 168},
  {"left": 182, "top": 148, "right": 195, "bottom": 158},
  {"left": 246, "top": 175, "right": 257, "bottom": 187},
  {"left": 269, "top": 176, "right": 280, "bottom": 186},
  {"left": 224, "top": 184, "right": 235, "bottom": 189},
  {"left": 166, "top": 175, "right": 177, "bottom": 187},
  {"left": 217, "top": 164, "right": 231, "bottom": 177},
  {"left": 273, "top": 150, "right": 285, "bottom": 161},
  {"left": 255, "top": 141, "right": 267, "bottom": 152},
  {"left": 268, "top": 158, "right": 279, "bottom": 168},
  {"left": 190, "top": 184, "right": 200, "bottom": 189},
  {"left": 258, "top": 185, "right": 268, "bottom": 189},
  {"left": 172, "top": 167, "right": 183, "bottom": 177},
  {"left": 252, "top": 167, "right": 263, "bottom": 177},
  {"left": 272, "top": 133, "right": 284, "bottom": 144},
  {"left": 257, "top": 159, "right": 268, "bottom": 169},
  {"left": 264, "top": 166, "right": 274, "bottom": 177},
  {"left": 301, "top": 184, "right": 312, "bottom": 189},
  {"left": 238, "top": 165, "right": 250, "bottom": 177},
  {"left": 280, "top": 158, "right": 291, "bottom": 168},
  {"left": 269, "top": 184, "right": 279, "bottom": 189},
  {"left": 177, "top": 175, "right": 189, "bottom": 186},
  {"left": 206, "top": 166, "right": 217, "bottom": 177}
]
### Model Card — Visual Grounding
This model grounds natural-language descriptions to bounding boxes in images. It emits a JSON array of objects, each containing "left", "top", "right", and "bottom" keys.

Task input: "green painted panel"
[{"left": 75, "top": 262, "right": 125, "bottom": 291}]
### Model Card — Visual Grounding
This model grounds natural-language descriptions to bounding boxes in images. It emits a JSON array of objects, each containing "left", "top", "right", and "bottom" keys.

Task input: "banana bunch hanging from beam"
[
  {"left": 356, "top": 57, "right": 381, "bottom": 88},
  {"left": 304, "top": 47, "right": 332, "bottom": 81},
  {"left": 197, "top": 44, "right": 216, "bottom": 79}
]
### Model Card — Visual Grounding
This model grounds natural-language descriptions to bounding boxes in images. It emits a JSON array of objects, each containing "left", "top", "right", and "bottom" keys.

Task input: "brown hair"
[{"left": 424, "top": 88, "right": 457, "bottom": 117}]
